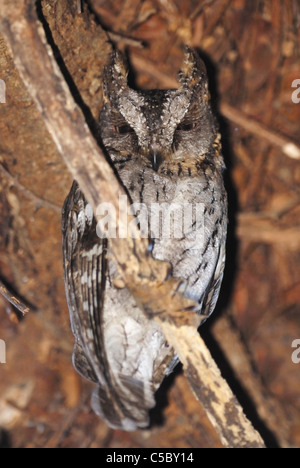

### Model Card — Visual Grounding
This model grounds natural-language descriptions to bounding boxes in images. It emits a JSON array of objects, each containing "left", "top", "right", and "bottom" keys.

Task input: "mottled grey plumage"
[{"left": 62, "top": 47, "right": 227, "bottom": 431}]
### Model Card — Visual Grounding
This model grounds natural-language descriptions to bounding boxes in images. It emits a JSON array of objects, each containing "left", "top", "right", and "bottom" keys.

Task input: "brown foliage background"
[{"left": 0, "top": 0, "right": 300, "bottom": 448}]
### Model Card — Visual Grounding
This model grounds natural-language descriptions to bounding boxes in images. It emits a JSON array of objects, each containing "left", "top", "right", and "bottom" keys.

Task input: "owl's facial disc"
[{"left": 100, "top": 47, "right": 215, "bottom": 169}]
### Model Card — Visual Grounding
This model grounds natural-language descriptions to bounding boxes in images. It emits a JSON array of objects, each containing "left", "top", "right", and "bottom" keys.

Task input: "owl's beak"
[
  {"left": 150, "top": 145, "right": 162, "bottom": 172},
  {"left": 152, "top": 152, "right": 159, "bottom": 172}
]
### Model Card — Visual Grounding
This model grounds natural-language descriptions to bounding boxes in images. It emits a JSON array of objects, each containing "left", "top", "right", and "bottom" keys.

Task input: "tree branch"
[
  {"left": 0, "top": 163, "right": 61, "bottom": 213},
  {"left": 0, "top": 0, "right": 265, "bottom": 448},
  {"left": 0, "top": 278, "right": 30, "bottom": 317}
]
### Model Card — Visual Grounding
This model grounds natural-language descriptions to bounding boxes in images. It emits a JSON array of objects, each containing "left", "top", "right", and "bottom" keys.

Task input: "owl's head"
[{"left": 100, "top": 47, "right": 218, "bottom": 172}]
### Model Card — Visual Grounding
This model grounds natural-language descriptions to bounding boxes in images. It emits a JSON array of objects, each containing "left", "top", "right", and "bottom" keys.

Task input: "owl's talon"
[
  {"left": 176, "top": 280, "right": 188, "bottom": 295},
  {"left": 113, "top": 276, "right": 126, "bottom": 289}
]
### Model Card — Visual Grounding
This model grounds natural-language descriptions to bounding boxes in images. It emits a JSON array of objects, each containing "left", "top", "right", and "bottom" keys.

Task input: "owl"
[{"left": 62, "top": 47, "right": 227, "bottom": 431}]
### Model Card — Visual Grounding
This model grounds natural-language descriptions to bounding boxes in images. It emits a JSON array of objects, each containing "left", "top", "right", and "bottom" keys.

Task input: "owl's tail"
[{"left": 91, "top": 379, "right": 152, "bottom": 431}]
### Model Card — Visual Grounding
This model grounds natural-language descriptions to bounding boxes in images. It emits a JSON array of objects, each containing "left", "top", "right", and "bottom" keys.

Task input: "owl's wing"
[
  {"left": 62, "top": 181, "right": 171, "bottom": 431},
  {"left": 62, "top": 181, "right": 131, "bottom": 429},
  {"left": 62, "top": 181, "right": 106, "bottom": 382},
  {"left": 200, "top": 239, "right": 226, "bottom": 320}
]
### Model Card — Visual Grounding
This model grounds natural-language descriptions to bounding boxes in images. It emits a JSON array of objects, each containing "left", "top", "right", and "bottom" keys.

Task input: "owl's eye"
[
  {"left": 176, "top": 121, "right": 199, "bottom": 132},
  {"left": 114, "top": 124, "right": 134, "bottom": 135}
]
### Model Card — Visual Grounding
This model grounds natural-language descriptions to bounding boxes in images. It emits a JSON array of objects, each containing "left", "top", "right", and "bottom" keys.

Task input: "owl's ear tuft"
[
  {"left": 178, "top": 47, "right": 209, "bottom": 96},
  {"left": 102, "top": 50, "right": 129, "bottom": 103},
  {"left": 111, "top": 50, "right": 129, "bottom": 83}
]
